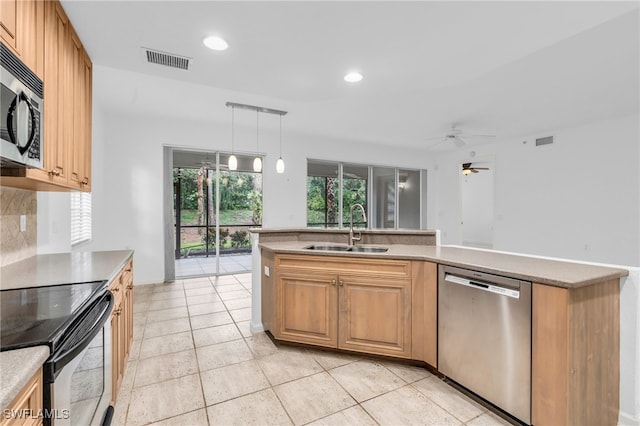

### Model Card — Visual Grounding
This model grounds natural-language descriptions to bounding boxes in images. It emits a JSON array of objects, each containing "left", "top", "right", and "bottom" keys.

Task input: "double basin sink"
[{"left": 305, "top": 244, "right": 389, "bottom": 253}]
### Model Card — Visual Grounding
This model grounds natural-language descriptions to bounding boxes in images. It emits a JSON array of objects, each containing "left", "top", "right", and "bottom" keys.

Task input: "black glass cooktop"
[{"left": 0, "top": 281, "right": 106, "bottom": 351}]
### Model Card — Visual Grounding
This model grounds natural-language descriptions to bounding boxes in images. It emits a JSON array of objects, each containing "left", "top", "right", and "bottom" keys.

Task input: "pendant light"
[
  {"left": 276, "top": 115, "right": 285, "bottom": 173},
  {"left": 228, "top": 106, "right": 238, "bottom": 171},
  {"left": 253, "top": 110, "right": 262, "bottom": 172}
]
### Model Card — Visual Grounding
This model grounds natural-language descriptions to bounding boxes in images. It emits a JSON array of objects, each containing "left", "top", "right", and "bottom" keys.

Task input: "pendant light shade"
[
  {"left": 253, "top": 157, "right": 262, "bottom": 172},
  {"left": 276, "top": 115, "right": 285, "bottom": 174},
  {"left": 228, "top": 106, "right": 237, "bottom": 170},
  {"left": 228, "top": 154, "right": 238, "bottom": 171}
]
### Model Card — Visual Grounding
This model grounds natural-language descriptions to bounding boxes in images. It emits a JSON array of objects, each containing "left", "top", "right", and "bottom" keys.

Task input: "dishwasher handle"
[{"left": 444, "top": 273, "right": 520, "bottom": 299}]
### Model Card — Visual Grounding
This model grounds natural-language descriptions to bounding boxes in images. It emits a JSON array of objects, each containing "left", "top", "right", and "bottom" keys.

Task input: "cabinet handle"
[
  {"left": 48, "top": 169, "right": 60, "bottom": 176},
  {"left": 127, "top": 284, "right": 133, "bottom": 290},
  {"left": 81, "top": 177, "right": 89, "bottom": 185},
  {"left": 339, "top": 280, "right": 344, "bottom": 287},
  {"left": 330, "top": 279, "right": 337, "bottom": 286},
  {"left": 112, "top": 287, "right": 120, "bottom": 292},
  {"left": 114, "top": 308, "right": 122, "bottom": 316}
]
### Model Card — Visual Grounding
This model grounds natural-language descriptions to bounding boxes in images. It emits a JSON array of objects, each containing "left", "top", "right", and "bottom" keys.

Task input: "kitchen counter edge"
[
  {"left": 0, "top": 346, "right": 50, "bottom": 411},
  {"left": 0, "top": 250, "right": 134, "bottom": 291},
  {"left": 259, "top": 242, "right": 628, "bottom": 289}
]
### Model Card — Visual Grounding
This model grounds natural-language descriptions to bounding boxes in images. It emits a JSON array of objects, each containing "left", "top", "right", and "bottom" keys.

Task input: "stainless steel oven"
[
  {"left": 0, "top": 42, "right": 43, "bottom": 169},
  {"left": 43, "top": 291, "right": 114, "bottom": 426},
  {"left": 1, "top": 282, "right": 113, "bottom": 426}
]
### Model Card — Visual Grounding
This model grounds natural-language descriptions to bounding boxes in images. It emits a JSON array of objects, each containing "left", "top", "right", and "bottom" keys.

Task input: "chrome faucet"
[{"left": 348, "top": 204, "right": 367, "bottom": 246}]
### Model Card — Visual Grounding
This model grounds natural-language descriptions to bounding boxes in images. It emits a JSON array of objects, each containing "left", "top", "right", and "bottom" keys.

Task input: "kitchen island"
[{"left": 255, "top": 228, "right": 628, "bottom": 426}]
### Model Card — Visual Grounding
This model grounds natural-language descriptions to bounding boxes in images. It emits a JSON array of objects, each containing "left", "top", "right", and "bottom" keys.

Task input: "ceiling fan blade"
[
  {"left": 474, "top": 167, "right": 490, "bottom": 170},
  {"left": 452, "top": 136, "right": 466, "bottom": 148},
  {"left": 471, "top": 169, "right": 479, "bottom": 173},
  {"left": 426, "top": 138, "right": 447, "bottom": 149},
  {"left": 424, "top": 136, "right": 445, "bottom": 141},
  {"left": 463, "top": 134, "right": 496, "bottom": 138}
]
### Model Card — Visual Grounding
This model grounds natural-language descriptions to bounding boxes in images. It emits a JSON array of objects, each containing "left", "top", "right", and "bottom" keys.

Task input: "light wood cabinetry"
[
  {"left": 0, "top": 0, "right": 44, "bottom": 78},
  {"left": 109, "top": 259, "right": 134, "bottom": 405},
  {"left": 1, "top": 0, "right": 92, "bottom": 192},
  {"left": 410, "top": 261, "right": 437, "bottom": 367},
  {"left": 0, "top": 367, "right": 43, "bottom": 426},
  {"left": 272, "top": 254, "right": 412, "bottom": 358},
  {"left": 532, "top": 279, "right": 619, "bottom": 426}
]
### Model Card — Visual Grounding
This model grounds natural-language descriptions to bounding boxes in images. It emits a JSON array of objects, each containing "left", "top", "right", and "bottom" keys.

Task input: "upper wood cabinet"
[
  {"left": 0, "top": 0, "right": 44, "bottom": 78},
  {"left": 0, "top": 0, "right": 92, "bottom": 192}
]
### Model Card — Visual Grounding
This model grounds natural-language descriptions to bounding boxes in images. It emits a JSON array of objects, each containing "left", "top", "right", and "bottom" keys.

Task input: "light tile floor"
[
  {"left": 175, "top": 254, "right": 252, "bottom": 278},
  {"left": 115, "top": 273, "right": 513, "bottom": 426}
]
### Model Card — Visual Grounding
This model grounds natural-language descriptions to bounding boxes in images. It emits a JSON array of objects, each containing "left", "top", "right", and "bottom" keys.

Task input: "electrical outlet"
[
  {"left": 264, "top": 266, "right": 270, "bottom": 277},
  {"left": 19, "top": 215, "right": 26, "bottom": 232}
]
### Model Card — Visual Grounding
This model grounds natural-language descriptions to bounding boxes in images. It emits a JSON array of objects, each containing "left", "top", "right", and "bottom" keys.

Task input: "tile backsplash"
[{"left": 0, "top": 187, "right": 37, "bottom": 266}]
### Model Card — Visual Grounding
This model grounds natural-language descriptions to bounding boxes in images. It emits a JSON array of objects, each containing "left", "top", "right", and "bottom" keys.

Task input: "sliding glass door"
[{"left": 173, "top": 151, "right": 262, "bottom": 277}]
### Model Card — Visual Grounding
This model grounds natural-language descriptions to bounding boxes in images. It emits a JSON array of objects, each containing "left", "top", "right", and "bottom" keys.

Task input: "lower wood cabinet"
[
  {"left": 272, "top": 254, "right": 414, "bottom": 359},
  {"left": 0, "top": 367, "right": 43, "bottom": 426},
  {"left": 109, "top": 258, "right": 134, "bottom": 405}
]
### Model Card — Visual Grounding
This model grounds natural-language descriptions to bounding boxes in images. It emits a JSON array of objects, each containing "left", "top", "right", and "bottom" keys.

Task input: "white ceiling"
[{"left": 61, "top": 1, "right": 639, "bottom": 149}]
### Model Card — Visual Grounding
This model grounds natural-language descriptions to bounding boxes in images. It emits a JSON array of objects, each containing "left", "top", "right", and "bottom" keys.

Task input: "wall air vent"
[
  {"left": 535, "top": 136, "right": 554, "bottom": 146},
  {"left": 142, "top": 47, "right": 192, "bottom": 70}
]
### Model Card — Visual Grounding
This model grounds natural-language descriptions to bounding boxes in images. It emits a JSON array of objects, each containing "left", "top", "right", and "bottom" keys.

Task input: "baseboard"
[
  {"left": 250, "top": 320, "right": 265, "bottom": 333},
  {"left": 619, "top": 411, "right": 640, "bottom": 426}
]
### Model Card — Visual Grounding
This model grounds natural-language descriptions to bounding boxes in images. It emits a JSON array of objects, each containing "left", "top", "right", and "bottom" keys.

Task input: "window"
[
  {"left": 71, "top": 192, "right": 92, "bottom": 246},
  {"left": 307, "top": 159, "right": 426, "bottom": 230}
]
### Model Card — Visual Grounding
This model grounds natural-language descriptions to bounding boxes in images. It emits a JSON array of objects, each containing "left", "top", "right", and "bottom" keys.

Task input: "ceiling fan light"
[
  {"left": 462, "top": 168, "right": 471, "bottom": 175},
  {"left": 228, "top": 154, "right": 238, "bottom": 171},
  {"left": 276, "top": 157, "right": 285, "bottom": 174},
  {"left": 253, "top": 157, "right": 262, "bottom": 172}
]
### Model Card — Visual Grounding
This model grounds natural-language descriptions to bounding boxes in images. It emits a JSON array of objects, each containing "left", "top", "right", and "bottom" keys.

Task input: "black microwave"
[{"left": 0, "top": 43, "right": 43, "bottom": 169}]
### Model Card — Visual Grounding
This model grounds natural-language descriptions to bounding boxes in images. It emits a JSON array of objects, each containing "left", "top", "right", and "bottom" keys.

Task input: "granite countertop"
[
  {"left": 0, "top": 250, "right": 134, "bottom": 290},
  {"left": 0, "top": 346, "right": 50, "bottom": 410},
  {"left": 259, "top": 241, "right": 628, "bottom": 288}
]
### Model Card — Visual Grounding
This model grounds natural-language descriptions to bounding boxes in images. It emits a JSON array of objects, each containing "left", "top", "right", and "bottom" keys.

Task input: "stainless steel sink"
[
  {"left": 349, "top": 246, "right": 389, "bottom": 253},
  {"left": 304, "top": 244, "right": 351, "bottom": 251},
  {"left": 304, "top": 244, "right": 388, "bottom": 253}
]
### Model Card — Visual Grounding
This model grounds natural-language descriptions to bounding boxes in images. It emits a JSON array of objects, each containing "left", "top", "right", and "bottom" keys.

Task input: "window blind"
[{"left": 71, "top": 192, "right": 92, "bottom": 246}]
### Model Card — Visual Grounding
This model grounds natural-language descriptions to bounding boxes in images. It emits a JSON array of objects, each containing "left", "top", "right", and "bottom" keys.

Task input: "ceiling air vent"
[
  {"left": 535, "top": 136, "right": 554, "bottom": 147},
  {"left": 142, "top": 47, "right": 192, "bottom": 70}
]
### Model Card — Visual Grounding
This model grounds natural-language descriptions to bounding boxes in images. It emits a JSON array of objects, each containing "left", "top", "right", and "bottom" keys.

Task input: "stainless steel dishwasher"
[{"left": 438, "top": 265, "right": 531, "bottom": 424}]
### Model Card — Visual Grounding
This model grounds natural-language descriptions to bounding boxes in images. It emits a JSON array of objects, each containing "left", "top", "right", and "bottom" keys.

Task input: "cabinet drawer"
[{"left": 276, "top": 254, "right": 411, "bottom": 278}]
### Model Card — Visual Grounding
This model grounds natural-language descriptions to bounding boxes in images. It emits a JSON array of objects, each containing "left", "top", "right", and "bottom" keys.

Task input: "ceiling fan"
[
  {"left": 425, "top": 124, "right": 496, "bottom": 148},
  {"left": 462, "top": 163, "right": 490, "bottom": 175}
]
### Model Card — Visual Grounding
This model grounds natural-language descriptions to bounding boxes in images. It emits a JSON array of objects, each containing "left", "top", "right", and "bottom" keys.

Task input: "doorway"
[
  {"left": 171, "top": 150, "right": 262, "bottom": 278},
  {"left": 460, "top": 161, "right": 494, "bottom": 249}
]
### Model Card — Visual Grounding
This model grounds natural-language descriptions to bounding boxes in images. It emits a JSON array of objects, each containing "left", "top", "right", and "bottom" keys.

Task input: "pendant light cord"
[
  {"left": 231, "top": 106, "right": 235, "bottom": 152},
  {"left": 256, "top": 110, "right": 259, "bottom": 151},
  {"left": 279, "top": 115, "right": 282, "bottom": 157}
]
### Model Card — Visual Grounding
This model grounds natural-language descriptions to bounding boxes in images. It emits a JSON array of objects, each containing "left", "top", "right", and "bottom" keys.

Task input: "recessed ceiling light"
[
  {"left": 344, "top": 71, "right": 363, "bottom": 83},
  {"left": 203, "top": 36, "right": 229, "bottom": 51}
]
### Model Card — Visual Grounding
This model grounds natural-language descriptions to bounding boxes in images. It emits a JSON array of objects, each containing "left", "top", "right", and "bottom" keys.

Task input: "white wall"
[
  {"left": 461, "top": 166, "right": 494, "bottom": 247},
  {"left": 434, "top": 114, "right": 640, "bottom": 267}
]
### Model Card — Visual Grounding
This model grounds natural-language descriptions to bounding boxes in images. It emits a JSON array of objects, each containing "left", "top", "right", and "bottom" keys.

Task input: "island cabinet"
[
  {"left": 532, "top": 279, "right": 620, "bottom": 426},
  {"left": 109, "top": 258, "right": 134, "bottom": 405},
  {"left": 270, "top": 254, "right": 414, "bottom": 359}
]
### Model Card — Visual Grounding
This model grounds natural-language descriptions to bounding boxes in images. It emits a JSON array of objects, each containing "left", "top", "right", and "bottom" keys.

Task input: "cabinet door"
[
  {"left": 68, "top": 26, "right": 84, "bottom": 189},
  {"left": 338, "top": 275, "right": 412, "bottom": 358},
  {"left": 110, "top": 303, "right": 121, "bottom": 405},
  {"left": 0, "top": 0, "right": 17, "bottom": 50},
  {"left": 27, "top": 0, "right": 69, "bottom": 185},
  {"left": 276, "top": 272, "right": 338, "bottom": 348}
]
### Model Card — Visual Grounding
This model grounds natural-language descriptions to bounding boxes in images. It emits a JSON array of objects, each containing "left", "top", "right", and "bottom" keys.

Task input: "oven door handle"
[
  {"left": 7, "top": 91, "right": 37, "bottom": 155},
  {"left": 46, "top": 291, "right": 114, "bottom": 381}
]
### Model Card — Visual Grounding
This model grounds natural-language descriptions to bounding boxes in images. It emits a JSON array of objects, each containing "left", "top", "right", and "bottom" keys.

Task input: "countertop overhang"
[
  {"left": 259, "top": 241, "right": 628, "bottom": 288},
  {"left": 0, "top": 249, "right": 134, "bottom": 290}
]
